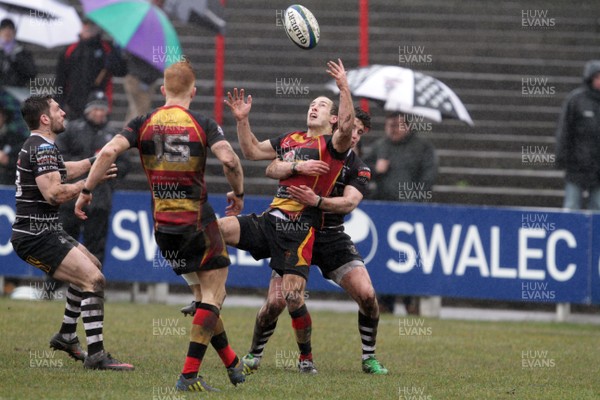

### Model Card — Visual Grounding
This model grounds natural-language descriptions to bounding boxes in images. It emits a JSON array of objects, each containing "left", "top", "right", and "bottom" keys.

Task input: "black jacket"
[
  {"left": 556, "top": 60, "right": 600, "bottom": 188},
  {"left": 55, "top": 35, "right": 128, "bottom": 120},
  {"left": 0, "top": 42, "right": 37, "bottom": 87}
]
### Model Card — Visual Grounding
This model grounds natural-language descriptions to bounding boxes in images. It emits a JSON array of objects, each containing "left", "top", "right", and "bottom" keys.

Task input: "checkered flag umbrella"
[{"left": 326, "top": 65, "right": 473, "bottom": 126}]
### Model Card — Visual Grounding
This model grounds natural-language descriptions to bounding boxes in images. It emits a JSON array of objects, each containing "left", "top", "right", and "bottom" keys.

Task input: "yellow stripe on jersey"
[
  {"left": 270, "top": 197, "right": 305, "bottom": 213},
  {"left": 154, "top": 198, "right": 197, "bottom": 213},
  {"left": 141, "top": 155, "right": 201, "bottom": 172}
]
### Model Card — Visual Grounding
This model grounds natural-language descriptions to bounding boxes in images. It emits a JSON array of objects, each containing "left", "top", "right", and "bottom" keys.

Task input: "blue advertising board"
[{"left": 0, "top": 187, "right": 597, "bottom": 304}]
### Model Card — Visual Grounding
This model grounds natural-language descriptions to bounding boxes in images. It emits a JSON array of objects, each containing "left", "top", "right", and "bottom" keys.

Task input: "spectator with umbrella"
[
  {"left": 123, "top": 52, "right": 162, "bottom": 122},
  {"left": 0, "top": 17, "right": 36, "bottom": 88},
  {"left": 55, "top": 19, "right": 128, "bottom": 120}
]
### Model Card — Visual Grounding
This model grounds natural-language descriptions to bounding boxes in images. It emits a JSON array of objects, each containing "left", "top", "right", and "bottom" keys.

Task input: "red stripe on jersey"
[{"left": 155, "top": 211, "right": 199, "bottom": 226}]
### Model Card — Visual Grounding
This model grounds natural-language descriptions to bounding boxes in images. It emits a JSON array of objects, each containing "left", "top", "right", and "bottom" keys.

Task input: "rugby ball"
[{"left": 284, "top": 5, "right": 320, "bottom": 50}]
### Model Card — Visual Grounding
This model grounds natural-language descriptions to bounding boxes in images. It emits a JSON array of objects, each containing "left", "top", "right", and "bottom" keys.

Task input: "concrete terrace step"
[
  {"left": 25, "top": 0, "right": 597, "bottom": 209},
  {"left": 436, "top": 167, "right": 563, "bottom": 188}
]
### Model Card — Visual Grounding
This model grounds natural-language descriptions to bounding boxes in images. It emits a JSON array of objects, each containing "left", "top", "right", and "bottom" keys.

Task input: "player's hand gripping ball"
[{"left": 284, "top": 5, "right": 320, "bottom": 50}]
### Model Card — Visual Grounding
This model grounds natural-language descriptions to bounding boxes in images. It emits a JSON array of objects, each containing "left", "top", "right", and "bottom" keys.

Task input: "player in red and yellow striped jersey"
[
  {"left": 219, "top": 59, "right": 355, "bottom": 373},
  {"left": 75, "top": 61, "right": 246, "bottom": 392}
]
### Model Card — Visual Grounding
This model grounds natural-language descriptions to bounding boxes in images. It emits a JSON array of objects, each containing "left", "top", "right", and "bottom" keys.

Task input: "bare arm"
[
  {"left": 211, "top": 140, "right": 245, "bottom": 216},
  {"left": 287, "top": 184, "right": 363, "bottom": 215},
  {"left": 328, "top": 59, "right": 354, "bottom": 153},
  {"left": 265, "top": 159, "right": 330, "bottom": 180},
  {"left": 36, "top": 171, "right": 88, "bottom": 206},
  {"left": 211, "top": 140, "right": 244, "bottom": 195},
  {"left": 225, "top": 88, "right": 277, "bottom": 160},
  {"left": 74, "top": 135, "right": 129, "bottom": 219},
  {"left": 64, "top": 159, "right": 93, "bottom": 180}
]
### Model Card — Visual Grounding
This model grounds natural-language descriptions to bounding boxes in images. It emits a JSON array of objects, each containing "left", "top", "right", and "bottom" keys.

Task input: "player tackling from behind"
[
  {"left": 11, "top": 95, "right": 133, "bottom": 371},
  {"left": 74, "top": 61, "right": 246, "bottom": 392}
]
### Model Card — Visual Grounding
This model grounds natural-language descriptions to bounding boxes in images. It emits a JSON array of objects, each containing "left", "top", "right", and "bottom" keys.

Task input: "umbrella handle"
[{"left": 94, "top": 69, "right": 108, "bottom": 87}]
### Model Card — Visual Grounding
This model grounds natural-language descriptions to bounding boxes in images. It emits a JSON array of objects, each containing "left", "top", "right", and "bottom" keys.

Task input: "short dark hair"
[
  {"left": 0, "top": 18, "right": 15, "bottom": 31},
  {"left": 329, "top": 101, "right": 338, "bottom": 117},
  {"left": 354, "top": 107, "right": 371, "bottom": 130},
  {"left": 327, "top": 99, "right": 339, "bottom": 133},
  {"left": 22, "top": 95, "right": 53, "bottom": 130}
]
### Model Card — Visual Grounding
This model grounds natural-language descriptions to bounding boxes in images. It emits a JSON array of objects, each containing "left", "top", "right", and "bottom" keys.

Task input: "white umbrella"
[
  {"left": 326, "top": 64, "right": 474, "bottom": 126},
  {"left": 0, "top": 0, "right": 82, "bottom": 48}
]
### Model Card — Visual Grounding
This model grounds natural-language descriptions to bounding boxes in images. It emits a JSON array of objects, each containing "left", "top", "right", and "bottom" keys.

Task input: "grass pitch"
[{"left": 0, "top": 297, "right": 598, "bottom": 400}]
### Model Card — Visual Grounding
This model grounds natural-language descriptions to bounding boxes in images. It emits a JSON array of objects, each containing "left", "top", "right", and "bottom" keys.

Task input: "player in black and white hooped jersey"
[{"left": 10, "top": 95, "right": 132, "bottom": 371}]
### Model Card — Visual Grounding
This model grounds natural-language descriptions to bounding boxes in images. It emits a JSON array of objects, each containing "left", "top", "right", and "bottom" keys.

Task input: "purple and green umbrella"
[{"left": 81, "top": 0, "right": 183, "bottom": 71}]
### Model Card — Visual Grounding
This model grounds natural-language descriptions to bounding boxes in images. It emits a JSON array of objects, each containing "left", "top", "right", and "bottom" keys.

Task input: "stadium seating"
[{"left": 28, "top": 0, "right": 600, "bottom": 207}]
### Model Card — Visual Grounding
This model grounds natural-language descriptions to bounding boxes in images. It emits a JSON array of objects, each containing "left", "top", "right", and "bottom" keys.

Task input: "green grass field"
[{"left": 0, "top": 297, "right": 598, "bottom": 400}]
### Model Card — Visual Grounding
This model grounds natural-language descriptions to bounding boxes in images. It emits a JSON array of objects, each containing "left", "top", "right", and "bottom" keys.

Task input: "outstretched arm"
[
  {"left": 64, "top": 159, "right": 94, "bottom": 181},
  {"left": 224, "top": 88, "right": 277, "bottom": 160},
  {"left": 329, "top": 59, "right": 354, "bottom": 153}
]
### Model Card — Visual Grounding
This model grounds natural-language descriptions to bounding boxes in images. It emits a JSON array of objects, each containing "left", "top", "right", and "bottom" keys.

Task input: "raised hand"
[
  {"left": 225, "top": 88, "right": 252, "bottom": 121},
  {"left": 326, "top": 59, "right": 348, "bottom": 90}
]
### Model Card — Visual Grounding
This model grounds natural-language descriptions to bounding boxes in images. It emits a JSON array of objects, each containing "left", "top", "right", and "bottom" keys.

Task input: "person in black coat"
[
  {"left": 0, "top": 18, "right": 37, "bottom": 88},
  {"left": 556, "top": 60, "right": 600, "bottom": 210},
  {"left": 55, "top": 19, "right": 127, "bottom": 120}
]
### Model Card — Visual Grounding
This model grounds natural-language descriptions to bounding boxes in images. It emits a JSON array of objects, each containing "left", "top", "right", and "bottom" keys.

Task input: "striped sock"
[
  {"left": 358, "top": 312, "right": 378, "bottom": 360},
  {"left": 290, "top": 305, "right": 312, "bottom": 361},
  {"left": 211, "top": 317, "right": 238, "bottom": 368},
  {"left": 81, "top": 291, "right": 104, "bottom": 356},
  {"left": 59, "top": 285, "right": 82, "bottom": 341},
  {"left": 182, "top": 303, "right": 219, "bottom": 379},
  {"left": 248, "top": 317, "right": 278, "bottom": 359}
]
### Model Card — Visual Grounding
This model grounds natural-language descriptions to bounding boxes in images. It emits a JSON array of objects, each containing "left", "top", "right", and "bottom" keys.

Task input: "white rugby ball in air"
[{"left": 284, "top": 5, "right": 320, "bottom": 50}]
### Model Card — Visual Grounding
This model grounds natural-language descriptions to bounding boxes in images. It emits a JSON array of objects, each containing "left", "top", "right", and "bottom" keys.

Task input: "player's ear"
[
  {"left": 191, "top": 87, "right": 197, "bottom": 99},
  {"left": 160, "top": 85, "right": 166, "bottom": 97},
  {"left": 329, "top": 114, "right": 338, "bottom": 125},
  {"left": 40, "top": 113, "right": 50, "bottom": 126}
]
